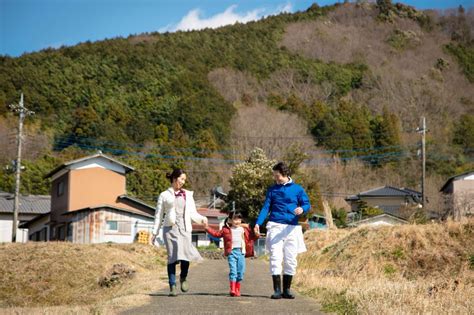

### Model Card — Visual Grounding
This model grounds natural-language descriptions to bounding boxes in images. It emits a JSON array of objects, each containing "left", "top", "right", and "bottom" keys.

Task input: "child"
[{"left": 204, "top": 211, "right": 259, "bottom": 297}]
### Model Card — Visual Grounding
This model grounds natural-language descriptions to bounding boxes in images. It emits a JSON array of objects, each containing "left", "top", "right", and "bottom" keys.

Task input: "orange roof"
[
  {"left": 192, "top": 223, "right": 220, "bottom": 232},
  {"left": 197, "top": 208, "right": 227, "bottom": 218}
]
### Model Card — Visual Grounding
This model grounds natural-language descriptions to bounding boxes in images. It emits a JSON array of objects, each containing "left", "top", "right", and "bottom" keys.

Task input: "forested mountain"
[{"left": 0, "top": 1, "right": 472, "bottom": 209}]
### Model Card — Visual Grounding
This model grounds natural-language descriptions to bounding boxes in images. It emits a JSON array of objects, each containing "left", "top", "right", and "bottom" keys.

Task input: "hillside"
[
  {"left": 0, "top": 242, "right": 167, "bottom": 313},
  {"left": 0, "top": 1, "right": 473, "bottom": 207},
  {"left": 296, "top": 219, "right": 474, "bottom": 314}
]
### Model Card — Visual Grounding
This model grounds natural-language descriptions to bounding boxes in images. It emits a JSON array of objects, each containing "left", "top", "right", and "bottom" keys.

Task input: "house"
[
  {"left": 345, "top": 186, "right": 422, "bottom": 220},
  {"left": 25, "top": 153, "right": 156, "bottom": 243},
  {"left": 0, "top": 192, "right": 50, "bottom": 243},
  {"left": 192, "top": 207, "right": 227, "bottom": 247},
  {"left": 308, "top": 214, "right": 327, "bottom": 230},
  {"left": 348, "top": 213, "right": 408, "bottom": 228},
  {"left": 440, "top": 170, "right": 474, "bottom": 220}
]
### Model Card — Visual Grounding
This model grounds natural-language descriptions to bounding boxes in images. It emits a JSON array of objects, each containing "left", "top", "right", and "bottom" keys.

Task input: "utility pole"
[
  {"left": 416, "top": 117, "right": 427, "bottom": 209},
  {"left": 9, "top": 93, "right": 34, "bottom": 242}
]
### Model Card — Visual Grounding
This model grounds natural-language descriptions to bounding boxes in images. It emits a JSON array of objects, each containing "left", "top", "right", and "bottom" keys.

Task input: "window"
[
  {"left": 57, "top": 181, "right": 64, "bottom": 197},
  {"left": 105, "top": 220, "right": 131, "bottom": 234},
  {"left": 66, "top": 223, "right": 73, "bottom": 241},
  {"left": 58, "top": 225, "right": 65, "bottom": 240},
  {"left": 106, "top": 220, "right": 118, "bottom": 231},
  {"left": 40, "top": 228, "right": 47, "bottom": 241}
]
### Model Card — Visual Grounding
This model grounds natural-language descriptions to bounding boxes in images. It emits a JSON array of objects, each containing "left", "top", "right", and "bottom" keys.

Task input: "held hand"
[
  {"left": 150, "top": 234, "right": 156, "bottom": 245},
  {"left": 254, "top": 224, "right": 260, "bottom": 236},
  {"left": 294, "top": 207, "right": 304, "bottom": 215}
]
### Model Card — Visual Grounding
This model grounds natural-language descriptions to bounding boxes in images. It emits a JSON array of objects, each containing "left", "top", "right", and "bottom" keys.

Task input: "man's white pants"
[{"left": 265, "top": 221, "right": 307, "bottom": 276}]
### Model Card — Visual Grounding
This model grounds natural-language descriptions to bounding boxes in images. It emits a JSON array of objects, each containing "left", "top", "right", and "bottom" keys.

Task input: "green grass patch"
[
  {"left": 301, "top": 287, "right": 357, "bottom": 315},
  {"left": 197, "top": 243, "right": 219, "bottom": 251},
  {"left": 391, "top": 246, "right": 405, "bottom": 260},
  {"left": 383, "top": 264, "right": 397, "bottom": 276}
]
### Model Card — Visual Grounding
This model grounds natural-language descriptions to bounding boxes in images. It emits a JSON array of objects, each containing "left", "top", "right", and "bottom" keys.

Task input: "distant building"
[
  {"left": 308, "top": 214, "right": 327, "bottom": 230},
  {"left": 0, "top": 192, "right": 50, "bottom": 243},
  {"left": 23, "top": 153, "right": 155, "bottom": 243},
  {"left": 348, "top": 213, "right": 408, "bottom": 228},
  {"left": 192, "top": 207, "right": 228, "bottom": 247},
  {"left": 440, "top": 171, "right": 474, "bottom": 220},
  {"left": 345, "top": 186, "right": 422, "bottom": 220}
]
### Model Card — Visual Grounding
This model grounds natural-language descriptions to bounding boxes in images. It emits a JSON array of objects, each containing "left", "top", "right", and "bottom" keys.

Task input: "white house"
[{"left": 0, "top": 192, "right": 50, "bottom": 243}]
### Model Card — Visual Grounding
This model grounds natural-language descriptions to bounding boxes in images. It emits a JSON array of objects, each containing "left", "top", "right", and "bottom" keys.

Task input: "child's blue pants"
[{"left": 228, "top": 248, "right": 246, "bottom": 282}]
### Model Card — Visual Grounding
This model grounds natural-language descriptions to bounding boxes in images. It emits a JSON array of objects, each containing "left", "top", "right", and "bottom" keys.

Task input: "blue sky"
[{"left": 1, "top": 0, "right": 472, "bottom": 57}]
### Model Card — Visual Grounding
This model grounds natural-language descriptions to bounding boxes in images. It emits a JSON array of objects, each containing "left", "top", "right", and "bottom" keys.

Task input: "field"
[
  {"left": 0, "top": 242, "right": 167, "bottom": 314},
  {"left": 295, "top": 219, "right": 474, "bottom": 314}
]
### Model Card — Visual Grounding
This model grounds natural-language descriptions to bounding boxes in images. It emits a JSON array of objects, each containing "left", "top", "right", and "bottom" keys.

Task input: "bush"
[{"left": 445, "top": 43, "right": 474, "bottom": 83}]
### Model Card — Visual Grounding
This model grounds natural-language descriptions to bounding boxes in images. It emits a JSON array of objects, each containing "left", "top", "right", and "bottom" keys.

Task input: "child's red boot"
[
  {"left": 235, "top": 282, "right": 241, "bottom": 297},
  {"left": 229, "top": 281, "right": 236, "bottom": 296}
]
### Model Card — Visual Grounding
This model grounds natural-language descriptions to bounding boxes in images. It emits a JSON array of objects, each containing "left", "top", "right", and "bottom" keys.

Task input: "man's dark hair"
[{"left": 272, "top": 162, "right": 291, "bottom": 177}]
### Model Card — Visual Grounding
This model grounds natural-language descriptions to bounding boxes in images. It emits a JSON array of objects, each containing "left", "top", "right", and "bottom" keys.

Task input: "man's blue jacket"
[{"left": 256, "top": 179, "right": 311, "bottom": 226}]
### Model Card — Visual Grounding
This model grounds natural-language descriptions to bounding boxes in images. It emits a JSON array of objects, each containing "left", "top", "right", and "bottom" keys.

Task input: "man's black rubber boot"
[
  {"left": 282, "top": 274, "right": 295, "bottom": 299},
  {"left": 271, "top": 275, "right": 282, "bottom": 299}
]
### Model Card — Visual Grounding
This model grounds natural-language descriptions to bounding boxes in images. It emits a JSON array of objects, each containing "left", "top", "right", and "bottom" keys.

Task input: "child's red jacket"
[{"left": 205, "top": 224, "right": 259, "bottom": 258}]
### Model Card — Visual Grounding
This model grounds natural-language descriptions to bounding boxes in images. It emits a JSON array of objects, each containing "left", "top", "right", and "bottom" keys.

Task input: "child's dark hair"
[
  {"left": 225, "top": 210, "right": 243, "bottom": 226},
  {"left": 272, "top": 162, "right": 291, "bottom": 177},
  {"left": 166, "top": 169, "right": 185, "bottom": 184}
]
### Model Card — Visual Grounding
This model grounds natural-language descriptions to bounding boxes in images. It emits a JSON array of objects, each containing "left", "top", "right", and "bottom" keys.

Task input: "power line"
[
  {"left": 53, "top": 134, "right": 420, "bottom": 157},
  {"left": 51, "top": 138, "right": 417, "bottom": 165}
]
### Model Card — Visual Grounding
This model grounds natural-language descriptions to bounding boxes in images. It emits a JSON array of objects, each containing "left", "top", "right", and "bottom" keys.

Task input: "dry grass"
[
  {"left": 295, "top": 219, "right": 474, "bottom": 314},
  {"left": 0, "top": 242, "right": 168, "bottom": 314},
  {"left": 280, "top": 3, "right": 474, "bottom": 133}
]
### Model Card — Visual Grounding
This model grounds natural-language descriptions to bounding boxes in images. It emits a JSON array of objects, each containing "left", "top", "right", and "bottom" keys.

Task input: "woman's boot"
[
  {"left": 169, "top": 284, "right": 177, "bottom": 297},
  {"left": 180, "top": 276, "right": 189, "bottom": 292}
]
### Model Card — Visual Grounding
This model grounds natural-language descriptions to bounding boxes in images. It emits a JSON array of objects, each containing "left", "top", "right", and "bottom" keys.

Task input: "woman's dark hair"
[
  {"left": 166, "top": 169, "right": 186, "bottom": 183},
  {"left": 272, "top": 162, "right": 291, "bottom": 177}
]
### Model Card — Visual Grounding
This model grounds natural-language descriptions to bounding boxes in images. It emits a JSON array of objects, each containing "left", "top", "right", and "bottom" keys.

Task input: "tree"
[
  {"left": 193, "top": 129, "right": 219, "bottom": 158},
  {"left": 453, "top": 114, "right": 474, "bottom": 154},
  {"left": 371, "top": 107, "right": 402, "bottom": 165},
  {"left": 283, "top": 144, "right": 309, "bottom": 176},
  {"left": 226, "top": 148, "right": 276, "bottom": 220}
]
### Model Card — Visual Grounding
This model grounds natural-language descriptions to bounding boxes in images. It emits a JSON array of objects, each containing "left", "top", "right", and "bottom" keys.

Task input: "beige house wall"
[{"left": 452, "top": 178, "right": 474, "bottom": 219}]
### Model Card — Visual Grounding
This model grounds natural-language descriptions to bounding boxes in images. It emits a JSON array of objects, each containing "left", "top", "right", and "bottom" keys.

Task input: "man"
[{"left": 254, "top": 162, "right": 310, "bottom": 299}]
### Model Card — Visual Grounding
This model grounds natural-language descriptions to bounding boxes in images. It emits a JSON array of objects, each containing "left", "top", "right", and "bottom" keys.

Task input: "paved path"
[{"left": 121, "top": 259, "right": 323, "bottom": 315}]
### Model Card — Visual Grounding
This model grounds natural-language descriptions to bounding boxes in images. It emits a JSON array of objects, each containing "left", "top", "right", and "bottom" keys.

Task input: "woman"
[{"left": 151, "top": 169, "right": 208, "bottom": 296}]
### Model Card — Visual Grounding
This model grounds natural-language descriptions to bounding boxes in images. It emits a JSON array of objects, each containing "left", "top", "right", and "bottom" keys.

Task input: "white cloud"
[
  {"left": 277, "top": 2, "right": 293, "bottom": 13},
  {"left": 161, "top": 2, "right": 294, "bottom": 32}
]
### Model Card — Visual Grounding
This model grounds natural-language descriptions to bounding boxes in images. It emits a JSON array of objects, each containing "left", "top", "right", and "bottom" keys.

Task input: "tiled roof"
[
  {"left": 347, "top": 186, "right": 421, "bottom": 200},
  {"left": 0, "top": 193, "right": 50, "bottom": 214},
  {"left": 348, "top": 213, "right": 408, "bottom": 227},
  {"left": 359, "top": 186, "right": 420, "bottom": 197},
  {"left": 440, "top": 170, "right": 474, "bottom": 192},
  {"left": 61, "top": 204, "right": 154, "bottom": 219},
  {"left": 197, "top": 208, "right": 227, "bottom": 218},
  {"left": 192, "top": 223, "right": 220, "bottom": 232},
  {"left": 117, "top": 195, "right": 155, "bottom": 211}
]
